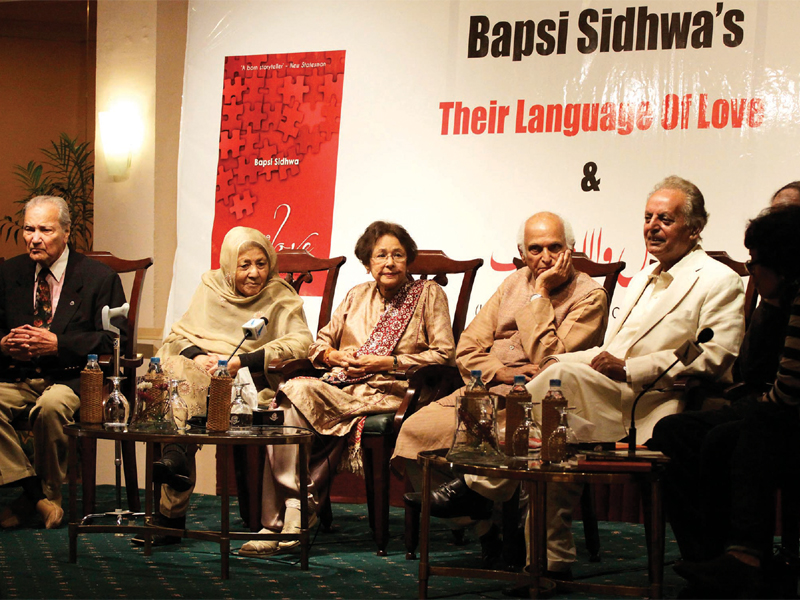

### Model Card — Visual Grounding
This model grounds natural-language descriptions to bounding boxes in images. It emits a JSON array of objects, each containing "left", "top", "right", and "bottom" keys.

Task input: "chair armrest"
[
  {"left": 267, "top": 357, "right": 325, "bottom": 380},
  {"left": 387, "top": 367, "right": 409, "bottom": 380},
  {"left": 98, "top": 354, "right": 143, "bottom": 372},
  {"left": 120, "top": 354, "right": 144, "bottom": 371},
  {"left": 392, "top": 364, "right": 463, "bottom": 434}
]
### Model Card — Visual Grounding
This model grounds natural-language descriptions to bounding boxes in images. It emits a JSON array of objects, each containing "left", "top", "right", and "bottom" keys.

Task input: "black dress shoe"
[
  {"left": 674, "top": 554, "right": 763, "bottom": 598},
  {"left": 152, "top": 446, "right": 193, "bottom": 492},
  {"left": 132, "top": 514, "right": 185, "bottom": 547},
  {"left": 404, "top": 478, "right": 494, "bottom": 520}
]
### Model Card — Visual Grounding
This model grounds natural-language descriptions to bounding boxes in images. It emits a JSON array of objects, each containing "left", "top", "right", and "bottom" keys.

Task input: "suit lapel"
[
  {"left": 626, "top": 250, "right": 704, "bottom": 347},
  {"left": 13, "top": 259, "right": 37, "bottom": 323},
  {"left": 602, "top": 262, "right": 657, "bottom": 345},
  {"left": 49, "top": 251, "right": 83, "bottom": 334}
]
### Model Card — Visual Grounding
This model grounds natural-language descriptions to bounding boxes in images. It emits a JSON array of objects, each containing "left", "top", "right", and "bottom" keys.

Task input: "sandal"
[{"left": 239, "top": 529, "right": 281, "bottom": 558}]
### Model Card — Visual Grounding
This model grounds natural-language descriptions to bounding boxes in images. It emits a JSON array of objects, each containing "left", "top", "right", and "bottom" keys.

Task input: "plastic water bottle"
[
  {"left": 505, "top": 375, "right": 530, "bottom": 457},
  {"left": 80, "top": 354, "right": 104, "bottom": 423},
  {"left": 214, "top": 359, "right": 230, "bottom": 378},
  {"left": 466, "top": 369, "right": 486, "bottom": 391},
  {"left": 147, "top": 356, "right": 163, "bottom": 375},
  {"left": 541, "top": 379, "right": 567, "bottom": 463},
  {"left": 208, "top": 358, "right": 233, "bottom": 431}
]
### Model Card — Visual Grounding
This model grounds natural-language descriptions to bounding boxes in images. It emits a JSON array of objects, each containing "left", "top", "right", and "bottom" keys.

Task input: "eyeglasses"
[{"left": 371, "top": 252, "right": 407, "bottom": 264}]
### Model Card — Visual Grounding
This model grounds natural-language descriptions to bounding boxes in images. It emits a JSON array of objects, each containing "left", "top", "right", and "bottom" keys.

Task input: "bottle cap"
[
  {"left": 549, "top": 378, "right": 562, "bottom": 387},
  {"left": 513, "top": 375, "right": 527, "bottom": 385},
  {"left": 150, "top": 357, "right": 161, "bottom": 364},
  {"left": 88, "top": 354, "right": 98, "bottom": 361},
  {"left": 218, "top": 358, "right": 228, "bottom": 366},
  {"left": 470, "top": 369, "right": 482, "bottom": 377}
]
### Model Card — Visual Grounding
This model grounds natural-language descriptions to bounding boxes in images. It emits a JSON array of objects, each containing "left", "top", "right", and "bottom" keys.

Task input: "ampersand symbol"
[{"left": 581, "top": 162, "right": 601, "bottom": 192}]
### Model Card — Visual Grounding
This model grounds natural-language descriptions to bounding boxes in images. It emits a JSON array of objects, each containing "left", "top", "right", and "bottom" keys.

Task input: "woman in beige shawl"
[
  {"left": 240, "top": 221, "right": 455, "bottom": 557},
  {"left": 136, "top": 227, "right": 313, "bottom": 546}
]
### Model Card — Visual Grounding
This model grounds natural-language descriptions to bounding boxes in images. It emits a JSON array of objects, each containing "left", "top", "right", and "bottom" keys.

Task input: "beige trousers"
[
  {"left": 0, "top": 380, "right": 80, "bottom": 502},
  {"left": 466, "top": 476, "right": 583, "bottom": 571},
  {"left": 258, "top": 399, "right": 319, "bottom": 530}
]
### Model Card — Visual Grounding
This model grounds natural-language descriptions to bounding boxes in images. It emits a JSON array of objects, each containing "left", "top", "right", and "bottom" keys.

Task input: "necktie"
[{"left": 34, "top": 268, "right": 53, "bottom": 329}]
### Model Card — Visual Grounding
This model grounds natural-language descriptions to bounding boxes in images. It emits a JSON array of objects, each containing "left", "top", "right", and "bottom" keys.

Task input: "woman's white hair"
[{"left": 516, "top": 212, "right": 576, "bottom": 252}]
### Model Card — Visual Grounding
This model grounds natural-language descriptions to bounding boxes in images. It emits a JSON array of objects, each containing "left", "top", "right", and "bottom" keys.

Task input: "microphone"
[
  {"left": 627, "top": 328, "right": 714, "bottom": 455},
  {"left": 102, "top": 303, "right": 130, "bottom": 377},
  {"left": 226, "top": 317, "right": 269, "bottom": 363}
]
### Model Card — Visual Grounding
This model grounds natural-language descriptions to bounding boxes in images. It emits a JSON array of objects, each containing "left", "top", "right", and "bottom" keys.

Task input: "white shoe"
[
  {"left": 278, "top": 507, "right": 318, "bottom": 550},
  {"left": 239, "top": 528, "right": 280, "bottom": 558}
]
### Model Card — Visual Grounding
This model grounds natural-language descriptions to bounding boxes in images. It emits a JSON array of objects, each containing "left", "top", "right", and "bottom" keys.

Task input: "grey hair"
[
  {"left": 651, "top": 176, "right": 708, "bottom": 233},
  {"left": 25, "top": 196, "right": 71, "bottom": 230},
  {"left": 516, "top": 212, "right": 576, "bottom": 252}
]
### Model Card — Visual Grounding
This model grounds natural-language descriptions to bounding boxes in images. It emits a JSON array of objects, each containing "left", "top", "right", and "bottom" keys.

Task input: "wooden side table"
[
  {"left": 417, "top": 450, "right": 669, "bottom": 599},
  {"left": 64, "top": 423, "right": 314, "bottom": 579}
]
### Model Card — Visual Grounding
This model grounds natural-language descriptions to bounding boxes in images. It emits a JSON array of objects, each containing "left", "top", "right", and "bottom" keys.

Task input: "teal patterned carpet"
[{"left": 0, "top": 485, "right": 688, "bottom": 599}]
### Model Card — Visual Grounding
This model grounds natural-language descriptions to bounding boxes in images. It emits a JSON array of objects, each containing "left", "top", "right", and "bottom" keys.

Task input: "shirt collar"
[
  {"left": 35, "top": 245, "right": 69, "bottom": 282},
  {"left": 651, "top": 243, "right": 702, "bottom": 281}
]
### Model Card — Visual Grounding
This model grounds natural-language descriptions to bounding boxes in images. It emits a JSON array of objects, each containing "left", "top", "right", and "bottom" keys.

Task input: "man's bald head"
[{"left": 517, "top": 212, "right": 575, "bottom": 254}]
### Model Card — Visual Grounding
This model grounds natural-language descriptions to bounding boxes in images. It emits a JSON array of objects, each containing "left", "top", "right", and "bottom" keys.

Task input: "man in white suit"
[{"left": 525, "top": 175, "right": 746, "bottom": 575}]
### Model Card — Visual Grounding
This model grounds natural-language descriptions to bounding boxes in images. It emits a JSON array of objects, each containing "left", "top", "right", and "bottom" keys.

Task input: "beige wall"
[{"left": 94, "top": 1, "right": 208, "bottom": 491}]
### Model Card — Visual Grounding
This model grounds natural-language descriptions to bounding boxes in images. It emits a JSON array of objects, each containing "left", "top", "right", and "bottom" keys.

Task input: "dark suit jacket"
[{"left": 0, "top": 248, "right": 127, "bottom": 394}]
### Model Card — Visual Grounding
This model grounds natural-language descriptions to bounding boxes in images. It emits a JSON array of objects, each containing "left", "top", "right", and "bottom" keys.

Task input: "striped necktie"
[{"left": 33, "top": 267, "right": 53, "bottom": 329}]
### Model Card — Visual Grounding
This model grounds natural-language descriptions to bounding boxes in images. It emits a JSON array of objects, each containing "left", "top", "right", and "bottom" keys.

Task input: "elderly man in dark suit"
[{"left": 0, "top": 195, "right": 126, "bottom": 529}]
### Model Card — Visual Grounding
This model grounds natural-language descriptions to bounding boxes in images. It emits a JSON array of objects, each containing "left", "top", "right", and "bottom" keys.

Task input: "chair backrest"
[
  {"left": 707, "top": 250, "right": 758, "bottom": 326},
  {"left": 275, "top": 249, "right": 347, "bottom": 332},
  {"left": 513, "top": 252, "right": 626, "bottom": 300},
  {"left": 406, "top": 250, "right": 484, "bottom": 345},
  {"left": 85, "top": 251, "right": 153, "bottom": 363}
]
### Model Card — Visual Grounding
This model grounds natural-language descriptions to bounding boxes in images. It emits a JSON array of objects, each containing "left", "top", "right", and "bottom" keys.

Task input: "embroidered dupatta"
[{"left": 322, "top": 278, "right": 427, "bottom": 385}]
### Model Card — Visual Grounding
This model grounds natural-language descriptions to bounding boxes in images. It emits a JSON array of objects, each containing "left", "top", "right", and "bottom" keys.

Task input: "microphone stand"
[{"left": 628, "top": 356, "right": 681, "bottom": 456}]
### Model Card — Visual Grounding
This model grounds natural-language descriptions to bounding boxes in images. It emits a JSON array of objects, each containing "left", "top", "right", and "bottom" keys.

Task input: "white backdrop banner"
[{"left": 167, "top": 0, "right": 800, "bottom": 334}]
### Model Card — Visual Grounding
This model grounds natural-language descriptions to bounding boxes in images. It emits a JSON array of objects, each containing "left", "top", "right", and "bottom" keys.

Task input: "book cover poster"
[{"left": 212, "top": 51, "right": 345, "bottom": 296}]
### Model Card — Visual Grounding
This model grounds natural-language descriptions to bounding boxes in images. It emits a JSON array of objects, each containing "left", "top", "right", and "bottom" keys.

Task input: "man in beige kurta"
[
  {"left": 394, "top": 212, "right": 609, "bottom": 466},
  {"left": 394, "top": 212, "right": 609, "bottom": 572}
]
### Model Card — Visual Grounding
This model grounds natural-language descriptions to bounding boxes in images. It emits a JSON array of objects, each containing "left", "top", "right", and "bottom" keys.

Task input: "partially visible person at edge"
[
  {"left": 239, "top": 221, "right": 455, "bottom": 558},
  {"left": 392, "top": 212, "right": 609, "bottom": 569},
  {"left": 657, "top": 203, "right": 800, "bottom": 598},
  {"left": 0, "top": 195, "right": 127, "bottom": 530},
  {"left": 133, "top": 226, "right": 313, "bottom": 546},
  {"left": 770, "top": 180, "right": 800, "bottom": 207}
]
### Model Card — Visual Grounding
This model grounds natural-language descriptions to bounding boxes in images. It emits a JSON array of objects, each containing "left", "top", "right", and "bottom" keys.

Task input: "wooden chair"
[
  {"left": 358, "top": 251, "right": 484, "bottom": 555},
  {"left": 275, "top": 249, "right": 348, "bottom": 333},
  {"left": 230, "top": 249, "right": 347, "bottom": 530},
  {"left": 13, "top": 251, "right": 152, "bottom": 515}
]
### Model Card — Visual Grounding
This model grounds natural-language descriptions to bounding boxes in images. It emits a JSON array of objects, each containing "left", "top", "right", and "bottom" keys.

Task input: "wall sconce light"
[{"left": 99, "top": 101, "right": 143, "bottom": 181}]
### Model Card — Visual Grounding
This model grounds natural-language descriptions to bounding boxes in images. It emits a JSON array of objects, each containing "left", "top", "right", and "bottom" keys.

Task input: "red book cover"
[{"left": 212, "top": 51, "right": 346, "bottom": 296}]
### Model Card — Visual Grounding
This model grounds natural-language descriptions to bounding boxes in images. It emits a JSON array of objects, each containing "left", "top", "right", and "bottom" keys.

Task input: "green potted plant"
[{"left": 1, "top": 133, "right": 94, "bottom": 252}]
